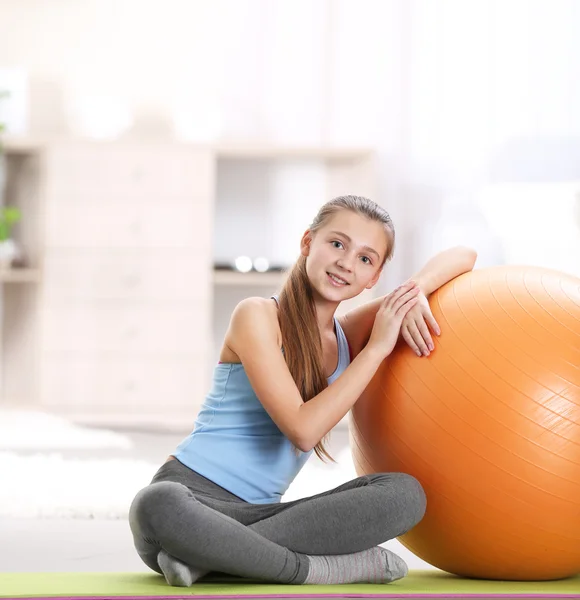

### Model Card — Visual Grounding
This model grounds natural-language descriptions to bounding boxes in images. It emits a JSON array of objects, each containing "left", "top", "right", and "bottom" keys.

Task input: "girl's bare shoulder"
[{"left": 220, "top": 297, "right": 282, "bottom": 362}]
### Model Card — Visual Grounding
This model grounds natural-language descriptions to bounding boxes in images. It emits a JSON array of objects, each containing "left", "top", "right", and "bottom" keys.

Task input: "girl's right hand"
[{"left": 367, "top": 280, "right": 421, "bottom": 359}]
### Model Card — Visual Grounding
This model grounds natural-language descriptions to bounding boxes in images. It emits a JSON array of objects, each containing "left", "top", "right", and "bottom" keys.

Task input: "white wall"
[
  {"left": 1, "top": 0, "right": 579, "bottom": 284},
  {"left": 214, "top": 159, "right": 327, "bottom": 268}
]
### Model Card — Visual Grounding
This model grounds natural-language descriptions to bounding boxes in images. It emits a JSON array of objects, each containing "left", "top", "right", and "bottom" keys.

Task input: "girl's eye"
[
  {"left": 332, "top": 240, "right": 344, "bottom": 249},
  {"left": 361, "top": 256, "right": 372, "bottom": 265}
]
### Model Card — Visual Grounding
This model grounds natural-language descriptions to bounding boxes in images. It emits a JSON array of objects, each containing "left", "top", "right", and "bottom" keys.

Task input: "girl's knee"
[
  {"left": 129, "top": 481, "right": 190, "bottom": 534},
  {"left": 397, "top": 473, "right": 427, "bottom": 525},
  {"left": 370, "top": 472, "right": 427, "bottom": 526}
]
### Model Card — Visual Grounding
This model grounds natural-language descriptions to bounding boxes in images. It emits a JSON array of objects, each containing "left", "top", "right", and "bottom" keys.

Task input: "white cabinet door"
[
  {"left": 44, "top": 198, "right": 209, "bottom": 249},
  {"left": 39, "top": 141, "right": 214, "bottom": 423},
  {"left": 44, "top": 142, "right": 214, "bottom": 199},
  {"left": 40, "top": 354, "right": 208, "bottom": 415},
  {"left": 41, "top": 250, "right": 210, "bottom": 301},
  {"left": 40, "top": 303, "right": 205, "bottom": 355}
]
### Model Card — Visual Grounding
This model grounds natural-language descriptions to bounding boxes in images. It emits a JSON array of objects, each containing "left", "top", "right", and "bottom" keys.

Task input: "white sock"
[
  {"left": 304, "top": 546, "right": 408, "bottom": 585},
  {"left": 157, "top": 549, "right": 209, "bottom": 587}
]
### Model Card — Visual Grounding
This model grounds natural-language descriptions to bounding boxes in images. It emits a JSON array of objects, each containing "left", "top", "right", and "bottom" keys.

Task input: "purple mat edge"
[{"left": 13, "top": 595, "right": 580, "bottom": 600}]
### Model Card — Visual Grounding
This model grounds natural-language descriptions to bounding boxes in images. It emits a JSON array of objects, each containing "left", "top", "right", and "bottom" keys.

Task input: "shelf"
[
  {"left": 213, "top": 270, "right": 287, "bottom": 287},
  {"left": 2, "top": 136, "right": 45, "bottom": 155},
  {"left": 0, "top": 267, "right": 42, "bottom": 283},
  {"left": 215, "top": 143, "right": 373, "bottom": 161},
  {"left": 3, "top": 137, "right": 374, "bottom": 162}
]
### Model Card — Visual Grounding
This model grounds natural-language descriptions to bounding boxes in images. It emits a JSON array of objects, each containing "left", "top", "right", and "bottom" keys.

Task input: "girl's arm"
[
  {"left": 411, "top": 245, "right": 478, "bottom": 296},
  {"left": 228, "top": 283, "right": 418, "bottom": 452},
  {"left": 340, "top": 245, "right": 477, "bottom": 357}
]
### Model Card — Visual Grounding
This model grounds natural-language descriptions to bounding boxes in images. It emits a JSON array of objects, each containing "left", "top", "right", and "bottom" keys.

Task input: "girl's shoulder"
[
  {"left": 232, "top": 296, "right": 279, "bottom": 321},
  {"left": 223, "top": 296, "right": 282, "bottom": 359}
]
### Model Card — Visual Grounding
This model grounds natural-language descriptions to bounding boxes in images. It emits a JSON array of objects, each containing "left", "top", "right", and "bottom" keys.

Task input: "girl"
[{"left": 129, "top": 195, "right": 477, "bottom": 587}]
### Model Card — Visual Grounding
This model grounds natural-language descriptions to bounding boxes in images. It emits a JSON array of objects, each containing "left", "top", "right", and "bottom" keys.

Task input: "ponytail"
[{"left": 278, "top": 255, "right": 335, "bottom": 462}]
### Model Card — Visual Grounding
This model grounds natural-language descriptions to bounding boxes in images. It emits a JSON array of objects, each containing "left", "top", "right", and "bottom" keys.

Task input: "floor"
[
  {"left": 0, "top": 417, "right": 433, "bottom": 574},
  {"left": 2, "top": 413, "right": 575, "bottom": 600}
]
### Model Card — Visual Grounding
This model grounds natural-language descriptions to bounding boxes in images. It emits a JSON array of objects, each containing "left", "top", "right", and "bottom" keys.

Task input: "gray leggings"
[{"left": 129, "top": 458, "right": 426, "bottom": 584}]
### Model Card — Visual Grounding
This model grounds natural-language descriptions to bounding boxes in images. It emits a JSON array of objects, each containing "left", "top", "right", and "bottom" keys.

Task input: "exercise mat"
[{"left": 1, "top": 570, "right": 579, "bottom": 599}]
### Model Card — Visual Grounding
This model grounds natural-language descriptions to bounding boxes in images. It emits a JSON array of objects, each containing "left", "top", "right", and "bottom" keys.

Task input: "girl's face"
[{"left": 301, "top": 209, "right": 389, "bottom": 302}]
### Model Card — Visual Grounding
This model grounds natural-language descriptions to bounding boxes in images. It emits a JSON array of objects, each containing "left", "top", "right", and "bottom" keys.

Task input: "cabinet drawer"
[
  {"left": 41, "top": 304, "right": 208, "bottom": 355},
  {"left": 40, "top": 355, "right": 209, "bottom": 411},
  {"left": 46, "top": 143, "right": 215, "bottom": 199},
  {"left": 42, "top": 250, "right": 211, "bottom": 301},
  {"left": 45, "top": 197, "right": 211, "bottom": 249}
]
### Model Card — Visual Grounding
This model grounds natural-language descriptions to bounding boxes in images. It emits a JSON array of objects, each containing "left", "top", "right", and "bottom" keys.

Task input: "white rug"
[
  {"left": 0, "top": 409, "right": 358, "bottom": 519},
  {"left": 0, "top": 451, "right": 158, "bottom": 519},
  {"left": 0, "top": 409, "right": 131, "bottom": 450}
]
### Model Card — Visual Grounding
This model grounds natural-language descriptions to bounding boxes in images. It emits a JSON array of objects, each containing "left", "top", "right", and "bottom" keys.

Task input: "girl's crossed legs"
[{"left": 129, "top": 458, "right": 426, "bottom": 585}]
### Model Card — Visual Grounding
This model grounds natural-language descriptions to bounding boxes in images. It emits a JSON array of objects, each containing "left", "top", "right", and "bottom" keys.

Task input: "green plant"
[
  {"left": 0, "top": 92, "right": 20, "bottom": 245},
  {"left": 0, "top": 206, "right": 20, "bottom": 242}
]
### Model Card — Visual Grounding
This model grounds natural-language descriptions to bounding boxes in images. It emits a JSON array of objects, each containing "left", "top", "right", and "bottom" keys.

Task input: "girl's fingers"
[
  {"left": 407, "top": 319, "right": 429, "bottom": 356},
  {"left": 426, "top": 313, "right": 441, "bottom": 336},
  {"left": 402, "top": 327, "right": 422, "bottom": 357},
  {"left": 396, "top": 296, "right": 419, "bottom": 318},
  {"left": 386, "top": 281, "right": 417, "bottom": 309},
  {"left": 416, "top": 319, "right": 434, "bottom": 352},
  {"left": 391, "top": 286, "right": 420, "bottom": 313}
]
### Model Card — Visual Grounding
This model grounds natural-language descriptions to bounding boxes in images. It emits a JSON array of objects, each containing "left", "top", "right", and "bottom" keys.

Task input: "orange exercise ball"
[{"left": 351, "top": 265, "right": 580, "bottom": 581}]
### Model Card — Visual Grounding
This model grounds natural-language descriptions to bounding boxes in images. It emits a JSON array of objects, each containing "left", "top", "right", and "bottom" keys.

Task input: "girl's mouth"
[{"left": 327, "top": 272, "right": 349, "bottom": 286}]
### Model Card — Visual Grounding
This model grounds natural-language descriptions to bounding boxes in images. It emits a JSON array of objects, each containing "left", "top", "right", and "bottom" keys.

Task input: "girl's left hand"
[{"left": 401, "top": 290, "right": 441, "bottom": 356}]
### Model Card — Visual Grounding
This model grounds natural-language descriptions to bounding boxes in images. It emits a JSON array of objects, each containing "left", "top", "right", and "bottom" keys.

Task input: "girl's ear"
[
  {"left": 300, "top": 229, "right": 313, "bottom": 257},
  {"left": 366, "top": 267, "right": 384, "bottom": 289}
]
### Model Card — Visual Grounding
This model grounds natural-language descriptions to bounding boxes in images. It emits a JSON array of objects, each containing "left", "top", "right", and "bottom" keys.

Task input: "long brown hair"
[{"left": 278, "top": 195, "right": 395, "bottom": 461}]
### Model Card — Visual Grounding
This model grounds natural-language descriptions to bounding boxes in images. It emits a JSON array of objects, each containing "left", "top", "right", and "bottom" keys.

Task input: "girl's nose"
[{"left": 337, "top": 256, "right": 354, "bottom": 272}]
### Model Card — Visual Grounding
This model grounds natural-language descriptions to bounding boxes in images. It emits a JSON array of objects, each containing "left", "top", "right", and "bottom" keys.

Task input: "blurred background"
[{"left": 0, "top": 0, "right": 579, "bottom": 574}]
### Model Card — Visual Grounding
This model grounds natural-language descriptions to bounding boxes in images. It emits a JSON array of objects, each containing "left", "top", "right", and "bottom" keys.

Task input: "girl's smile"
[{"left": 326, "top": 272, "right": 350, "bottom": 286}]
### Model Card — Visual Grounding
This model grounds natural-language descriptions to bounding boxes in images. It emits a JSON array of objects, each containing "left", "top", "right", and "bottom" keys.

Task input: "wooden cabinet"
[
  {"left": 2, "top": 139, "right": 214, "bottom": 429},
  {"left": 1, "top": 138, "right": 376, "bottom": 430}
]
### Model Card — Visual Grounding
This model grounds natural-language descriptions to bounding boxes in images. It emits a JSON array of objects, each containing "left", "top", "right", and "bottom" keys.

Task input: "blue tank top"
[{"left": 173, "top": 296, "right": 351, "bottom": 504}]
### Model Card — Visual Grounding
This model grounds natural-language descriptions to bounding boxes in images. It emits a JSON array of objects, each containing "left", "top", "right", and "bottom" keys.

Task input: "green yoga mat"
[{"left": 1, "top": 571, "right": 579, "bottom": 599}]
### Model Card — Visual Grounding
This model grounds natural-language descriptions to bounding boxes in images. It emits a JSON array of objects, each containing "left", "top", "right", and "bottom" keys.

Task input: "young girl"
[{"left": 129, "top": 195, "right": 477, "bottom": 587}]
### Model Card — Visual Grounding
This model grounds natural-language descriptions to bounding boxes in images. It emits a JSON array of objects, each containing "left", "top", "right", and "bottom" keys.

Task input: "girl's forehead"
[{"left": 322, "top": 211, "right": 385, "bottom": 240}]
